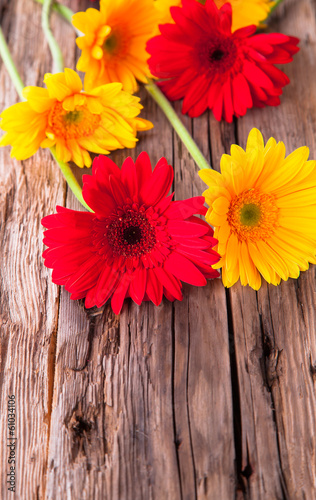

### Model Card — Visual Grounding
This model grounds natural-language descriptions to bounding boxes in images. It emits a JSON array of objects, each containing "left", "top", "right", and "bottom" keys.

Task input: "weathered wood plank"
[
  {"left": 0, "top": 2, "right": 64, "bottom": 499},
  {"left": 233, "top": 0, "right": 316, "bottom": 497},
  {"left": 0, "top": 1, "right": 84, "bottom": 498},
  {"left": 173, "top": 107, "right": 236, "bottom": 500}
]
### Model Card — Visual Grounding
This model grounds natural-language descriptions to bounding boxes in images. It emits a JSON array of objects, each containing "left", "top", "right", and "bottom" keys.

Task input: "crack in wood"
[
  {"left": 171, "top": 303, "right": 184, "bottom": 500},
  {"left": 187, "top": 301, "right": 198, "bottom": 500},
  {"left": 226, "top": 289, "right": 246, "bottom": 497},
  {"left": 256, "top": 292, "right": 289, "bottom": 500}
]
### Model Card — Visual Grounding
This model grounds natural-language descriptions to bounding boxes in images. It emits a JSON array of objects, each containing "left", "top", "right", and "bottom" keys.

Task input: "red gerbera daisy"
[
  {"left": 147, "top": 0, "right": 299, "bottom": 121},
  {"left": 42, "top": 153, "right": 220, "bottom": 314}
]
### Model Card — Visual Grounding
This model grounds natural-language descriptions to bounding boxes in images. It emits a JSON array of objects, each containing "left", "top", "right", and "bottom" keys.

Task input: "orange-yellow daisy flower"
[
  {"left": 0, "top": 68, "right": 153, "bottom": 168},
  {"left": 155, "top": 0, "right": 275, "bottom": 32},
  {"left": 199, "top": 128, "right": 316, "bottom": 290},
  {"left": 72, "top": 0, "right": 158, "bottom": 93}
]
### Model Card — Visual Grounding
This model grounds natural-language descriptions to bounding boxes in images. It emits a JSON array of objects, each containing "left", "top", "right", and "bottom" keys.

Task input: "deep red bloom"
[
  {"left": 42, "top": 153, "right": 220, "bottom": 314},
  {"left": 147, "top": 0, "right": 299, "bottom": 121}
]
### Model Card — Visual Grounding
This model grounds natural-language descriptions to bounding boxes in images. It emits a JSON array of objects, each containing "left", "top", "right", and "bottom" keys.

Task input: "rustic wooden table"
[{"left": 1, "top": 0, "right": 316, "bottom": 498}]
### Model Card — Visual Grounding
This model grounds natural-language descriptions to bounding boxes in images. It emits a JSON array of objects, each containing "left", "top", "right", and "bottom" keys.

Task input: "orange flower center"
[
  {"left": 48, "top": 102, "right": 101, "bottom": 140},
  {"left": 227, "top": 189, "right": 279, "bottom": 241}
]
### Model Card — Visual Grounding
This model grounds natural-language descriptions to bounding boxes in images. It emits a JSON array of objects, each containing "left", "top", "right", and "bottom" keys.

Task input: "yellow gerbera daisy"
[
  {"left": 154, "top": 0, "right": 274, "bottom": 32},
  {"left": 73, "top": 0, "right": 158, "bottom": 93},
  {"left": 199, "top": 128, "right": 316, "bottom": 290},
  {"left": 0, "top": 68, "right": 153, "bottom": 168}
]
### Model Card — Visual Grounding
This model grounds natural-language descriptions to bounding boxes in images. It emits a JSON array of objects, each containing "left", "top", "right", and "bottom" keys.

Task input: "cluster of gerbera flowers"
[
  {"left": 1, "top": 0, "right": 299, "bottom": 163},
  {"left": 1, "top": 0, "right": 316, "bottom": 314}
]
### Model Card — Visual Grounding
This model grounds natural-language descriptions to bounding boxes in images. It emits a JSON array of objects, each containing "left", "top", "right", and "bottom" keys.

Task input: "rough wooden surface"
[{"left": 0, "top": 0, "right": 316, "bottom": 499}]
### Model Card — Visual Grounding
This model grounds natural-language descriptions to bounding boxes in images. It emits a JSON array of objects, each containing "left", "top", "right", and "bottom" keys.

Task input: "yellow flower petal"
[
  {"left": 207, "top": 210, "right": 227, "bottom": 227},
  {"left": 212, "top": 196, "right": 230, "bottom": 215},
  {"left": 22, "top": 86, "right": 54, "bottom": 113},
  {"left": 246, "top": 127, "right": 264, "bottom": 152},
  {"left": 64, "top": 68, "right": 83, "bottom": 94},
  {"left": 44, "top": 72, "right": 72, "bottom": 101},
  {"left": 226, "top": 233, "right": 239, "bottom": 271}
]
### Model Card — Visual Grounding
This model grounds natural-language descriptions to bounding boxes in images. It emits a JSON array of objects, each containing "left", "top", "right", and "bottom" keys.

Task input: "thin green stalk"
[
  {"left": 145, "top": 81, "right": 211, "bottom": 170},
  {"left": 42, "top": 0, "right": 64, "bottom": 72},
  {"left": 268, "top": 0, "right": 285, "bottom": 16},
  {"left": 0, "top": 27, "right": 24, "bottom": 100},
  {"left": 35, "top": 0, "right": 73, "bottom": 24},
  {"left": 49, "top": 148, "right": 92, "bottom": 211},
  {"left": 34, "top": 0, "right": 81, "bottom": 35}
]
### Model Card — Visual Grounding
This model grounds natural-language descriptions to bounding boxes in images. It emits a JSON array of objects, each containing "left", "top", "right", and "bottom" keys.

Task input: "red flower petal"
[
  {"left": 66, "top": 255, "right": 101, "bottom": 293},
  {"left": 121, "top": 157, "right": 138, "bottom": 199},
  {"left": 95, "top": 266, "right": 120, "bottom": 308},
  {"left": 111, "top": 277, "right": 130, "bottom": 314},
  {"left": 164, "top": 196, "right": 206, "bottom": 219},
  {"left": 139, "top": 157, "right": 173, "bottom": 206},
  {"left": 146, "top": 269, "right": 163, "bottom": 306},
  {"left": 129, "top": 269, "right": 147, "bottom": 305},
  {"left": 154, "top": 267, "right": 183, "bottom": 301},
  {"left": 167, "top": 220, "right": 210, "bottom": 237},
  {"left": 164, "top": 252, "right": 207, "bottom": 286},
  {"left": 135, "top": 152, "right": 152, "bottom": 190},
  {"left": 109, "top": 174, "right": 129, "bottom": 206}
]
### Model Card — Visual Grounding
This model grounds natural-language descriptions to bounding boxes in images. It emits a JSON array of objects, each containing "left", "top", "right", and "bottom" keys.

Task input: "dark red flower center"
[
  {"left": 199, "top": 37, "right": 238, "bottom": 75},
  {"left": 123, "top": 225, "right": 142, "bottom": 245},
  {"left": 210, "top": 49, "right": 225, "bottom": 61},
  {"left": 106, "top": 209, "right": 156, "bottom": 258}
]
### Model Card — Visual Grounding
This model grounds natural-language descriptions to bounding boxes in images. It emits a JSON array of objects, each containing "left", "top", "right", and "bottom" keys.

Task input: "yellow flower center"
[
  {"left": 227, "top": 189, "right": 279, "bottom": 241},
  {"left": 48, "top": 102, "right": 101, "bottom": 140}
]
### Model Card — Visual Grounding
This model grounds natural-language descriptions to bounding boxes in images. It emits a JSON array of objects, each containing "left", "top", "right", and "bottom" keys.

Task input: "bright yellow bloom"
[
  {"left": 73, "top": 0, "right": 158, "bottom": 93},
  {"left": 154, "top": 0, "right": 275, "bottom": 32},
  {"left": 0, "top": 69, "right": 153, "bottom": 168},
  {"left": 199, "top": 128, "right": 316, "bottom": 290}
]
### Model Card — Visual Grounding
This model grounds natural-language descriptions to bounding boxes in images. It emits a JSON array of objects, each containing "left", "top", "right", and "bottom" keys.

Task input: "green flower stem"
[
  {"left": 49, "top": 148, "right": 92, "bottom": 212},
  {"left": 34, "top": 0, "right": 81, "bottom": 35},
  {"left": 42, "top": 0, "right": 64, "bottom": 73},
  {"left": 145, "top": 80, "right": 211, "bottom": 170},
  {"left": 268, "top": 0, "right": 285, "bottom": 16},
  {"left": 0, "top": 27, "right": 24, "bottom": 100},
  {"left": 34, "top": 0, "right": 73, "bottom": 24}
]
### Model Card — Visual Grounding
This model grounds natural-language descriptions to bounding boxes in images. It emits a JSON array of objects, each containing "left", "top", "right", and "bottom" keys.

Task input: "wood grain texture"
[
  {"left": 0, "top": 0, "right": 316, "bottom": 499},
  {"left": 233, "top": 2, "right": 316, "bottom": 498}
]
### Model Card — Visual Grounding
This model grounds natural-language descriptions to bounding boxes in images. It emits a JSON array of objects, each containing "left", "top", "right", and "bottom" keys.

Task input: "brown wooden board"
[{"left": 0, "top": 0, "right": 315, "bottom": 498}]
